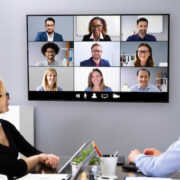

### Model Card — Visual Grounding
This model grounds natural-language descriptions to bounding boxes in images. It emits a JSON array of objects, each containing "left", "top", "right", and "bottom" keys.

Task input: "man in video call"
[
  {"left": 126, "top": 17, "right": 157, "bottom": 41},
  {"left": 130, "top": 68, "right": 160, "bottom": 92},
  {"left": 35, "top": 17, "right": 63, "bottom": 41},
  {"left": 80, "top": 43, "right": 110, "bottom": 67},
  {"left": 35, "top": 42, "right": 61, "bottom": 66}
]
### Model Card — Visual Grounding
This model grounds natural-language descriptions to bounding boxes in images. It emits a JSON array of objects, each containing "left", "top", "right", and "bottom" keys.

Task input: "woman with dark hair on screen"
[
  {"left": 82, "top": 17, "right": 111, "bottom": 41},
  {"left": 85, "top": 68, "right": 112, "bottom": 92},
  {"left": 0, "top": 79, "right": 59, "bottom": 179},
  {"left": 127, "top": 43, "right": 154, "bottom": 67},
  {"left": 37, "top": 68, "right": 62, "bottom": 91}
]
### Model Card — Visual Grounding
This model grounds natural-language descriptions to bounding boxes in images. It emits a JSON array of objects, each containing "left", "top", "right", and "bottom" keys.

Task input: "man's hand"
[
  {"left": 143, "top": 148, "right": 162, "bottom": 157},
  {"left": 128, "top": 149, "right": 141, "bottom": 163}
]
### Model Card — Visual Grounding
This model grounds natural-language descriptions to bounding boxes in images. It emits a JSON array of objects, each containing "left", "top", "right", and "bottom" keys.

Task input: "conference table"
[
  {"left": 17, "top": 156, "right": 180, "bottom": 180},
  {"left": 17, "top": 162, "right": 180, "bottom": 180}
]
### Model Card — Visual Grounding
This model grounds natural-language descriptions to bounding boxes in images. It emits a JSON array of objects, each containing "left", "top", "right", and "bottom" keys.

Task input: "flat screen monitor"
[{"left": 27, "top": 14, "right": 169, "bottom": 102}]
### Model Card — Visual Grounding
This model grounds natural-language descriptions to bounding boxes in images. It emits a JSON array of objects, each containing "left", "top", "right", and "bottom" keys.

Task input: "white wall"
[{"left": 0, "top": 0, "right": 180, "bottom": 159}]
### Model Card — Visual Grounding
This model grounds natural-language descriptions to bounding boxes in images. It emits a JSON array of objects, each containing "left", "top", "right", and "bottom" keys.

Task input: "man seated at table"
[
  {"left": 128, "top": 137, "right": 180, "bottom": 177},
  {"left": 126, "top": 17, "right": 157, "bottom": 41},
  {"left": 80, "top": 43, "right": 110, "bottom": 67},
  {"left": 130, "top": 68, "right": 160, "bottom": 92}
]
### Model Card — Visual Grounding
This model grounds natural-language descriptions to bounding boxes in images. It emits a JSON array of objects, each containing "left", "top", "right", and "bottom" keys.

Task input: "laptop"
[
  {"left": 70, "top": 149, "right": 97, "bottom": 180},
  {"left": 58, "top": 139, "right": 93, "bottom": 174}
]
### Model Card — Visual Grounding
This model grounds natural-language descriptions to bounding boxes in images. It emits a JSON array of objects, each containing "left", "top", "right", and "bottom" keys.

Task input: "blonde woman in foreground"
[{"left": 0, "top": 79, "right": 59, "bottom": 179}]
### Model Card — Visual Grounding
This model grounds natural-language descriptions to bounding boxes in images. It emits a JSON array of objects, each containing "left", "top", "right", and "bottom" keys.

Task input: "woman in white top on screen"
[
  {"left": 85, "top": 68, "right": 112, "bottom": 92},
  {"left": 82, "top": 17, "right": 111, "bottom": 41},
  {"left": 37, "top": 68, "right": 62, "bottom": 91},
  {"left": 127, "top": 43, "right": 154, "bottom": 67}
]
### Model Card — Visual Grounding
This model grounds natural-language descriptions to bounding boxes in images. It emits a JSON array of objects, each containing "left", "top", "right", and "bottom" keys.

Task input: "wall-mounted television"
[{"left": 27, "top": 14, "right": 169, "bottom": 102}]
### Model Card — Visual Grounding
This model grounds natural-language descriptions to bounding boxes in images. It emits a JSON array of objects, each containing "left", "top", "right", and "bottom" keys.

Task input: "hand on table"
[
  {"left": 128, "top": 149, "right": 141, "bottom": 163},
  {"left": 143, "top": 148, "right": 162, "bottom": 157},
  {"left": 39, "top": 153, "right": 60, "bottom": 169}
]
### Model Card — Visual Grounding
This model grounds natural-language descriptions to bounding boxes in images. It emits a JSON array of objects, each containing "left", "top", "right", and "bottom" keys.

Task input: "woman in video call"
[
  {"left": 85, "top": 68, "right": 112, "bottom": 92},
  {"left": 82, "top": 17, "right": 111, "bottom": 41},
  {"left": 127, "top": 43, "right": 154, "bottom": 67},
  {"left": 37, "top": 68, "right": 63, "bottom": 91},
  {"left": 0, "top": 79, "right": 59, "bottom": 179}
]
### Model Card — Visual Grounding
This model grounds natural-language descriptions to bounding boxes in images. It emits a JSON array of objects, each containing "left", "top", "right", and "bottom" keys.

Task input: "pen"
[
  {"left": 113, "top": 151, "right": 119, "bottom": 157},
  {"left": 92, "top": 141, "right": 102, "bottom": 157}
]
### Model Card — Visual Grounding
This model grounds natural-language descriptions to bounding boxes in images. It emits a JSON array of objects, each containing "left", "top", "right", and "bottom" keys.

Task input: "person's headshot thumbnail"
[
  {"left": 82, "top": 17, "right": 111, "bottom": 41},
  {"left": 85, "top": 68, "right": 112, "bottom": 92},
  {"left": 130, "top": 68, "right": 160, "bottom": 92},
  {"left": 37, "top": 68, "right": 63, "bottom": 91},
  {"left": 35, "top": 17, "right": 63, "bottom": 42},
  {"left": 80, "top": 43, "right": 110, "bottom": 67},
  {"left": 128, "top": 43, "right": 154, "bottom": 67},
  {"left": 127, "top": 17, "right": 157, "bottom": 41},
  {"left": 35, "top": 42, "right": 61, "bottom": 66}
]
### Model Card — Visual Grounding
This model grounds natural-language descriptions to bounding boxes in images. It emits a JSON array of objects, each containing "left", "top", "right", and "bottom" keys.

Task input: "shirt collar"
[
  {"left": 46, "top": 32, "right": 54, "bottom": 41},
  {"left": 47, "top": 60, "right": 55, "bottom": 65},
  {"left": 138, "top": 84, "right": 150, "bottom": 90},
  {"left": 90, "top": 33, "right": 104, "bottom": 41},
  {"left": 137, "top": 33, "right": 147, "bottom": 40}
]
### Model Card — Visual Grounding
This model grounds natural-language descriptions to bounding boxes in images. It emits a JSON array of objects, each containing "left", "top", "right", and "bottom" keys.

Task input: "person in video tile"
[
  {"left": 85, "top": 68, "right": 112, "bottom": 92},
  {"left": 35, "top": 42, "right": 61, "bottom": 66},
  {"left": 37, "top": 68, "right": 62, "bottom": 91},
  {"left": 80, "top": 43, "right": 110, "bottom": 67},
  {"left": 35, "top": 17, "right": 63, "bottom": 42},
  {"left": 82, "top": 17, "right": 111, "bottom": 41},
  {"left": 127, "top": 43, "right": 154, "bottom": 67},
  {"left": 126, "top": 17, "right": 156, "bottom": 41},
  {"left": 130, "top": 68, "right": 160, "bottom": 92}
]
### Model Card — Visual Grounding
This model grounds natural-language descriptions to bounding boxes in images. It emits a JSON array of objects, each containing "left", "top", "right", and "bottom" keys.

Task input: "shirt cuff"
[{"left": 134, "top": 154, "right": 146, "bottom": 164}]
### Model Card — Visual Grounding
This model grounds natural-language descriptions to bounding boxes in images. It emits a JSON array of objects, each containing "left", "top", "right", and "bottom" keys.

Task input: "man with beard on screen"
[
  {"left": 80, "top": 43, "right": 110, "bottom": 67},
  {"left": 35, "top": 17, "right": 63, "bottom": 41},
  {"left": 126, "top": 17, "right": 157, "bottom": 41}
]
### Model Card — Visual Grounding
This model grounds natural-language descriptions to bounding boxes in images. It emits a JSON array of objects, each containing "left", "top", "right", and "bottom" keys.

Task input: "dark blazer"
[
  {"left": 80, "top": 57, "right": 110, "bottom": 67},
  {"left": 35, "top": 31, "right": 63, "bottom": 41},
  {"left": 82, "top": 34, "right": 111, "bottom": 41}
]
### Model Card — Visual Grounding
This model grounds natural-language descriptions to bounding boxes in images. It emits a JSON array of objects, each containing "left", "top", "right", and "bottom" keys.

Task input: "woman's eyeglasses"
[
  {"left": 0, "top": 92, "right": 9, "bottom": 98},
  {"left": 91, "top": 25, "right": 102, "bottom": 29},
  {"left": 137, "top": 50, "right": 150, "bottom": 55}
]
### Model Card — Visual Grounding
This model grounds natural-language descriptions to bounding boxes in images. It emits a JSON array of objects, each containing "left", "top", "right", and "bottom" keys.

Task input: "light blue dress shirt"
[
  {"left": 134, "top": 137, "right": 180, "bottom": 177},
  {"left": 130, "top": 84, "right": 160, "bottom": 92}
]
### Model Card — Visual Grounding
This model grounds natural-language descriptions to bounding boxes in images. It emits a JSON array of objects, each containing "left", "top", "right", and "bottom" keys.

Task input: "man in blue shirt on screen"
[
  {"left": 80, "top": 43, "right": 110, "bottom": 67},
  {"left": 128, "top": 137, "right": 180, "bottom": 177},
  {"left": 130, "top": 68, "right": 160, "bottom": 92},
  {"left": 35, "top": 17, "right": 63, "bottom": 42},
  {"left": 126, "top": 17, "right": 157, "bottom": 41}
]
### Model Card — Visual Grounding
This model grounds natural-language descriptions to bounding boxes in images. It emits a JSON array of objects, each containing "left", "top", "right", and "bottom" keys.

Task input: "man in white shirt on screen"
[{"left": 35, "top": 42, "right": 61, "bottom": 66}]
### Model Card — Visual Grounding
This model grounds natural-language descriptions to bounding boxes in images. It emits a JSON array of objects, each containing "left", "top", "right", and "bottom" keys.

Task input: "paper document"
[
  {"left": 16, "top": 173, "right": 71, "bottom": 180},
  {"left": 0, "top": 175, "right": 8, "bottom": 180},
  {"left": 126, "top": 177, "right": 172, "bottom": 180}
]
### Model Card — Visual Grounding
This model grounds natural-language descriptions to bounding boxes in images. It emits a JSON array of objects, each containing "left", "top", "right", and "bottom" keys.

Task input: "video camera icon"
[{"left": 113, "top": 93, "right": 120, "bottom": 99}]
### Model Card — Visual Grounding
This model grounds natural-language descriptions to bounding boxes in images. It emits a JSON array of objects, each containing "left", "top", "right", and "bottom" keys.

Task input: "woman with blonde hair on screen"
[
  {"left": 85, "top": 68, "right": 112, "bottom": 92},
  {"left": 0, "top": 79, "right": 59, "bottom": 179},
  {"left": 37, "top": 68, "right": 62, "bottom": 91}
]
